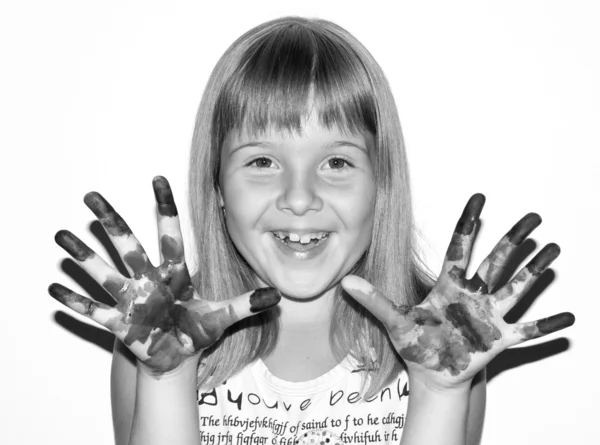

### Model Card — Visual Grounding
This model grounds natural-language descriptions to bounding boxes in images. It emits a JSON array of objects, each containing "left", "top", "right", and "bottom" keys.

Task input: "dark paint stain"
[
  {"left": 446, "top": 233, "right": 465, "bottom": 262},
  {"left": 466, "top": 273, "right": 489, "bottom": 294},
  {"left": 536, "top": 312, "right": 575, "bottom": 335},
  {"left": 84, "top": 192, "right": 133, "bottom": 237},
  {"left": 445, "top": 303, "right": 490, "bottom": 353},
  {"left": 165, "top": 267, "right": 193, "bottom": 299},
  {"left": 123, "top": 286, "right": 176, "bottom": 347},
  {"left": 526, "top": 243, "right": 560, "bottom": 276},
  {"left": 396, "top": 306, "right": 443, "bottom": 326},
  {"left": 178, "top": 308, "right": 218, "bottom": 350},
  {"left": 55, "top": 230, "right": 94, "bottom": 261},
  {"left": 505, "top": 213, "right": 542, "bottom": 245},
  {"left": 448, "top": 265, "right": 465, "bottom": 282},
  {"left": 436, "top": 338, "right": 471, "bottom": 376},
  {"left": 153, "top": 176, "right": 178, "bottom": 217},
  {"left": 399, "top": 344, "right": 431, "bottom": 367},
  {"left": 102, "top": 276, "right": 127, "bottom": 299},
  {"left": 161, "top": 235, "right": 183, "bottom": 261},
  {"left": 249, "top": 288, "right": 281, "bottom": 313},
  {"left": 454, "top": 194, "right": 485, "bottom": 236},
  {"left": 124, "top": 245, "right": 150, "bottom": 277}
]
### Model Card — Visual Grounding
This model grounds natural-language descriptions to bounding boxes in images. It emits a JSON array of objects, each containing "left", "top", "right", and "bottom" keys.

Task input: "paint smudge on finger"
[
  {"left": 153, "top": 176, "right": 178, "bottom": 217},
  {"left": 526, "top": 243, "right": 561, "bottom": 276},
  {"left": 123, "top": 244, "right": 151, "bottom": 277},
  {"left": 161, "top": 235, "right": 184, "bottom": 262},
  {"left": 446, "top": 233, "right": 466, "bottom": 262},
  {"left": 48, "top": 283, "right": 97, "bottom": 317},
  {"left": 249, "top": 288, "right": 281, "bottom": 312},
  {"left": 505, "top": 212, "right": 542, "bottom": 244},
  {"left": 536, "top": 312, "right": 575, "bottom": 334},
  {"left": 55, "top": 230, "right": 95, "bottom": 261},
  {"left": 84, "top": 192, "right": 133, "bottom": 237},
  {"left": 454, "top": 194, "right": 485, "bottom": 236}
]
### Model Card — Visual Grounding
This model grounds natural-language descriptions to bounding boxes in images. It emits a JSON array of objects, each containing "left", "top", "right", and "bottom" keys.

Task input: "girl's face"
[{"left": 219, "top": 114, "right": 376, "bottom": 299}]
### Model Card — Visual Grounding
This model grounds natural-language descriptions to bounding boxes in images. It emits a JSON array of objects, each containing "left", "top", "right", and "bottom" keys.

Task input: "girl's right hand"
[{"left": 49, "top": 176, "right": 280, "bottom": 374}]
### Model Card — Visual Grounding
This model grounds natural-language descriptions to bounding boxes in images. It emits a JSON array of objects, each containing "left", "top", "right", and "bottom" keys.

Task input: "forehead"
[{"left": 223, "top": 113, "right": 373, "bottom": 152}]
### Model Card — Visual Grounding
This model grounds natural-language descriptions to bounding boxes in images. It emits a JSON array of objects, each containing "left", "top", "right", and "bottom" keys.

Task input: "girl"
[{"left": 49, "top": 16, "right": 575, "bottom": 445}]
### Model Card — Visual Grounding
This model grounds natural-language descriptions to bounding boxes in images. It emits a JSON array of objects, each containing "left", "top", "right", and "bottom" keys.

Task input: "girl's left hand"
[{"left": 342, "top": 194, "right": 575, "bottom": 390}]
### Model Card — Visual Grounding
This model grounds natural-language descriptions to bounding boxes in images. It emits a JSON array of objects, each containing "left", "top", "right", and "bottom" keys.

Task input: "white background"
[{"left": 1, "top": 1, "right": 598, "bottom": 443}]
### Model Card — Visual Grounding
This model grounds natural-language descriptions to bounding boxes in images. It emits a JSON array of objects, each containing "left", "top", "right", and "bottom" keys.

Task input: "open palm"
[
  {"left": 342, "top": 194, "right": 574, "bottom": 388},
  {"left": 49, "top": 176, "right": 279, "bottom": 373}
]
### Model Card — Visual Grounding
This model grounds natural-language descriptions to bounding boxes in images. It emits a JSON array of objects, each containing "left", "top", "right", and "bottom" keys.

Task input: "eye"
[
  {"left": 323, "top": 156, "right": 355, "bottom": 171},
  {"left": 246, "top": 157, "right": 275, "bottom": 169}
]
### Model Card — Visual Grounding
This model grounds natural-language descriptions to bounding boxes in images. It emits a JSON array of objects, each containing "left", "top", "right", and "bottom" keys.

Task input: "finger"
[
  {"left": 492, "top": 243, "right": 560, "bottom": 316},
  {"left": 48, "top": 283, "right": 121, "bottom": 328},
  {"left": 341, "top": 275, "right": 410, "bottom": 331},
  {"left": 153, "top": 176, "right": 185, "bottom": 264},
  {"left": 55, "top": 230, "right": 127, "bottom": 300},
  {"left": 215, "top": 287, "right": 282, "bottom": 324},
  {"left": 176, "top": 288, "right": 281, "bottom": 352},
  {"left": 471, "top": 213, "right": 542, "bottom": 293},
  {"left": 84, "top": 191, "right": 152, "bottom": 278},
  {"left": 504, "top": 312, "right": 575, "bottom": 347},
  {"left": 441, "top": 193, "right": 486, "bottom": 279}
]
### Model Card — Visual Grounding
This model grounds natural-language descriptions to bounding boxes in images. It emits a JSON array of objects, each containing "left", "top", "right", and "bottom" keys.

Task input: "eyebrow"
[
  {"left": 327, "top": 140, "right": 368, "bottom": 152},
  {"left": 230, "top": 140, "right": 368, "bottom": 155}
]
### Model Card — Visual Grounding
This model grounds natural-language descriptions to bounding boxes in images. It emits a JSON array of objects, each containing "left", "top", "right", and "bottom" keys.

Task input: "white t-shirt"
[{"left": 197, "top": 356, "right": 409, "bottom": 445}]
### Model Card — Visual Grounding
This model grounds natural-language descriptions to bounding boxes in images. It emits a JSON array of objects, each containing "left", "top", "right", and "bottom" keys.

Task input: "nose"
[{"left": 276, "top": 171, "right": 323, "bottom": 215}]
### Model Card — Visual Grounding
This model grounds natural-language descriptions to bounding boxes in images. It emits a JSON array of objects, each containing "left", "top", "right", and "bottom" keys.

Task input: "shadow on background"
[
  {"left": 487, "top": 337, "right": 570, "bottom": 382},
  {"left": 53, "top": 219, "right": 128, "bottom": 354},
  {"left": 486, "top": 235, "right": 572, "bottom": 381},
  {"left": 54, "top": 310, "right": 114, "bottom": 353}
]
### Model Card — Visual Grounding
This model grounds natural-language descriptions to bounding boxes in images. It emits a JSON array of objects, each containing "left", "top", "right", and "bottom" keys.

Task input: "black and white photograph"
[{"left": 1, "top": 1, "right": 597, "bottom": 444}]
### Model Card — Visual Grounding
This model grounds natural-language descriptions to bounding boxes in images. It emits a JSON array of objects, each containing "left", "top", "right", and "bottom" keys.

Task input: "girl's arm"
[
  {"left": 343, "top": 194, "right": 573, "bottom": 445},
  {"left": 130, "top": 356, "right": 202, "bottom": 445},
  {"left": 403, "top": 369, "right": 485, "bottom": 445},
  {"left": 467, "top": 369, "right": 486, "bottom": 445},
  {"left": 112, "top": 339, "right": 137, "bottom": 445},
  {"left": 112, "top": 340, "right": 207, "bottom": 445}
]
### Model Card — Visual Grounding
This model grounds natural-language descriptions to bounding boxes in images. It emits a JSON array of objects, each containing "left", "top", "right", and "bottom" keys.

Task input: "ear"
[{"left": 216, "top": 187, "right": 225, "bottom": 207}]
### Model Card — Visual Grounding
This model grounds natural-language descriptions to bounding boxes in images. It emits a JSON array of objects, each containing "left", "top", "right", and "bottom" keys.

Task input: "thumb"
[
  {"left": 341, "top": 275, "right": 401, "bottom": 330},
  {"left": 213, "top": 287, "right": 281, "bottom": 327}
]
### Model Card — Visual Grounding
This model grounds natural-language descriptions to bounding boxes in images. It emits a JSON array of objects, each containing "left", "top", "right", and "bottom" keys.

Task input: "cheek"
[
  {"left": 335, "top": 180, "right": 376, "bottom": 232},
  {"left": 222, "top": 181, "right": 271, "bottom": 249}
]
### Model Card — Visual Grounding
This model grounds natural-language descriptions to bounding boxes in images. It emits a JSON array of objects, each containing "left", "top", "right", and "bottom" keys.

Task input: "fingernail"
[
  {"left": 537, "top": 312, "right": 575, "bottom": 334},
  {"left": 249, "top": 288, "right": 281, "bottom": 312}
]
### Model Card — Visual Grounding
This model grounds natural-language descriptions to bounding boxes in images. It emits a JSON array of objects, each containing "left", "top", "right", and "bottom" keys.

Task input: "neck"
[
  {"left": 276, "top": 287, "right": 336, "bottom": 332},
  {"left": 263, "top": 287, "right": 340, "bottom": 381}
]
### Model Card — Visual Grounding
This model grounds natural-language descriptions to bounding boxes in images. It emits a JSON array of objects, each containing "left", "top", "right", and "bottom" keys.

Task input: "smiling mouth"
[{"left": 271, "top": 231, "right": 330, "bottom": 251}]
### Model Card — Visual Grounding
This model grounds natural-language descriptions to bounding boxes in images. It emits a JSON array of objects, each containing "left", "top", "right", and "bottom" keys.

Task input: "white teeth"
[{"left": 272, "top": 231, "right": 330, "bottom": 243}]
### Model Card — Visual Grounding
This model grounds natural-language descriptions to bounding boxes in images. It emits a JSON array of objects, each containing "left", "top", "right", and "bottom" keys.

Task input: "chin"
[{"left": 267, "top": 271, "right": 339, "bottom": 300}]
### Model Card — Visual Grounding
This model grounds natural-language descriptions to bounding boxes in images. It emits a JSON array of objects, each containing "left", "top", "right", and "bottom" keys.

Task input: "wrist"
[
  {"left": 137, "top": 355, "right": 201, "bottom": 381},
  {"left": 408, "top": 369, "right": 474, "bottom": 395}
]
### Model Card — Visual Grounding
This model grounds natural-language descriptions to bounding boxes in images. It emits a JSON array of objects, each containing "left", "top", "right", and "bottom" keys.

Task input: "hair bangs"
[{"left": 214, "top": 23, "right": 377, "bottom": 142}]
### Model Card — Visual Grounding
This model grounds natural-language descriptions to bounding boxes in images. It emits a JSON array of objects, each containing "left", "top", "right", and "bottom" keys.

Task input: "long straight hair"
[{"left": 189, "top": 17, "right": 433, "bottom": 397}]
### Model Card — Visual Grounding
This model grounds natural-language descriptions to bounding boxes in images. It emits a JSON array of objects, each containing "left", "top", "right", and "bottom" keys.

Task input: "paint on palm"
[
  {"left": 50, "top": 176, "right": 280, "bottom": 373},
  {"left": 389, "top": 194, "right": 574, "bottom": 377},
  {"left": 343, "top": 194, "right": 575, "bottom": 381}
]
